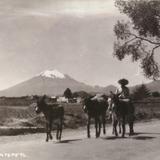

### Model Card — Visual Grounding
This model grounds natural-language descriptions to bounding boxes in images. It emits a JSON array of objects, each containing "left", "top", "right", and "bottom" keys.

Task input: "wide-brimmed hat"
[{"left": 118, "top": 78, "right": 129, "bottom": 86}]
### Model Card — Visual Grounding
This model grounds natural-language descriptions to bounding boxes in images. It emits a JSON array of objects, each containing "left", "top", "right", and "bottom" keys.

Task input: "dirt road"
[{"left": 0, "top": 120, "right": 160, "bottom": 160}]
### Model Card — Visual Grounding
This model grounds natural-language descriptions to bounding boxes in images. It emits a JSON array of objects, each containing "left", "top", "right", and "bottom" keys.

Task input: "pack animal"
[
  {"left": 83, "top": 96, "right": 107, "bottom": 138},
  {"left": 35, "top": 96, "right": 64, "bottom": 142}
]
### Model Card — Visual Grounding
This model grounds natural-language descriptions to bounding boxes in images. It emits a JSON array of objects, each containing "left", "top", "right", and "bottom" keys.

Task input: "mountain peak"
[{"left": 39, "top": 69, "right": 65, "bottom": 79}]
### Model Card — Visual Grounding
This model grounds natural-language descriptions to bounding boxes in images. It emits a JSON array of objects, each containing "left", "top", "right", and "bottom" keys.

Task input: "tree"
[
  {"left": 132, "top": 84, "right": 150, "bottom": 100},
  {"left": 152, "top": 91, "right": 160, "bottom": 97},
  {"left": 63, "top": 88, "right": 72, "bottom": 99},
  {"left": 72, "top": 91, "right": 91, "bottom": 99},
  {"left": 114, "top": 0, "right": 160, "bottom": 80}
]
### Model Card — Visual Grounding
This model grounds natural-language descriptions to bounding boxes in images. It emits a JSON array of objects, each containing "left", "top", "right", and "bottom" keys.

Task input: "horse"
[
  {"left": 35, "top": 96, "right": 64, "bottom": 142},
  {"left": 107, "top": 97, "right": 122, "bottom": 135},
  {"left": 109, "top": 92, "right": 135, "bottom": 137},
  {"left": 83, "top": 96, "right": 108, "bottom": 138}
]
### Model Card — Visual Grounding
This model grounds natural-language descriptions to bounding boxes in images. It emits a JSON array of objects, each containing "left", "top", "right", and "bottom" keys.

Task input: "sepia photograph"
[{"left": 0, "top": 0, "right": 160, "bottom": 159}]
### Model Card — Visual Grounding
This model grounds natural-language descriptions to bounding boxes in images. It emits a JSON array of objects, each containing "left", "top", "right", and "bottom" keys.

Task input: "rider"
[
  {"left": 115, "top": 78, "right": 130, "bottom": 102},
  {"left": 107, "top": 78, "right": 130, "bottom": 120},
  {"left": 116, "top": 78, "right": 135, "bottom": 134}
]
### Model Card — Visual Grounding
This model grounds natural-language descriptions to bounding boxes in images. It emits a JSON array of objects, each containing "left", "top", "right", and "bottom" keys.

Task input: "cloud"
[{"left": 0, "top": 0, "right": 119, "bottom": 17}]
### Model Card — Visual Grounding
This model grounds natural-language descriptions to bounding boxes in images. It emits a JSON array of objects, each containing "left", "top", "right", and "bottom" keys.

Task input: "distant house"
[
  {"left": 76, "top": 97, "right": 82, "bottom": 103},
  {"left": 56, "top": 96, "right": 82, "bottom": 104},
  {"left": 50, "top": 96, "right": 57, "bottom": 103},
  {"left": 57, "top": 96, "right": 68, "bottom": 103},
  {"left": 68, "top": 97, "right": 82, "bottom": 103}
]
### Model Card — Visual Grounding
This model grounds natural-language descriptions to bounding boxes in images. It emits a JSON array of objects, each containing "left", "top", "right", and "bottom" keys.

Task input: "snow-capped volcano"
[
  {"left": 0, "top": 69, "right": 116, "bottom": 96},
  {"left": 39, "top": 69, "right": 65, "bottom": 79},
  {"left": 0, "top": 69, "right": 98, "bottom": 96}
]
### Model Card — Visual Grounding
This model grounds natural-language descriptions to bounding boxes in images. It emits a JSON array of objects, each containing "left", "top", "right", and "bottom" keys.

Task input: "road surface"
[{"left": 0, "top": 120, "right": 160, "bottom": 160}]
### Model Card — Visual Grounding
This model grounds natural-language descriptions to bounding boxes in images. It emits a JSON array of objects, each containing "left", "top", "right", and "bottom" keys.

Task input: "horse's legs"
[
  {"left": 118, "top": 121, "right": 121, "bottom": 134},
  {"left": 112, "top": 127, "right": 115, "bottom": 135},
  {"left": 112, "top": 114, "right": 117, "bottom": 136},
  {"left": 98, "top": 117, "right": 101, "bottom": 137},
  {"left": 129, "top": 117, "right": 134, "bottom": 136},
  {"left": 87, "top": 116, "right": 91, "bottom": 138},
  {"left": 122, "top": 116, "right": 126, "bottom": 138},
  {"left": 129, "top": 122, "right": 134, "bottom": 135},
  {"left": 112, "top": 115, "right": 115, "bottom": 135},
  {"left": 102, "top": 116, "right": 106, "bottom": 135},
  {"left": 113, "top": 120, "right": 118, "bottom": 137},
  {"left": 56, "top": 124, "right": 60, "bottom": 140},
  {"left": 49, "top": 120, "right": 53, "bottom": 140},
  {"left": 58, "top": 117, "right": 63, "bottom": 140},
  {"left": 46, "top": 122, "right": 49, "bottom": 142},
  {"left": 95, "top": 117, "right": 99, "bottom": 138},
  {"left": 128, "top": 103, "right": 135, "bottom": 136}
]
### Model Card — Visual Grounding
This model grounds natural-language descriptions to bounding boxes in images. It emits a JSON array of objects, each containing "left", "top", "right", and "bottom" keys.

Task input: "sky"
[{"left": 0, "top": 0, "right": 155, "bottom": 90}]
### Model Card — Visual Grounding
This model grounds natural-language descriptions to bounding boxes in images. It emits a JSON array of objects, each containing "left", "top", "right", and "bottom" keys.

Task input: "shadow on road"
[
  {"left": 132, "top": 136, "right": 155, "bottom": 140},
  {"left": 56, "top": 138, "right": 82, "bottom": 144},
  {"left": 101, "top": 136, "right": 127, "bottom": 140},
  {"left": 101, "top": 133, "right": 156, "bottom": 141},
  {"left": 129, "top": 132, "right": 160, "bottom": 136}
]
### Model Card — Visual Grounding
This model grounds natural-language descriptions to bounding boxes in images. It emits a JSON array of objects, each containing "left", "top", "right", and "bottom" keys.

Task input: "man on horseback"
[
  {"left": 107, "top": 79, "right": 130, "bottom": 120},
  {"left": 116, "top": 78, "right": 130, "bottom": 102},
  {"left": 108, "top": 78, "right": 135, "bottom": 136},
  {"left": 116, "top": 78, "right": 135, "bottom": 135}
]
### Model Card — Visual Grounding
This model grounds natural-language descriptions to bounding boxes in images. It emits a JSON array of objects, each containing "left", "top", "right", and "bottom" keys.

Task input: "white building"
[{"left": 57, "top": 96, "right": 68, "bottom": 103}]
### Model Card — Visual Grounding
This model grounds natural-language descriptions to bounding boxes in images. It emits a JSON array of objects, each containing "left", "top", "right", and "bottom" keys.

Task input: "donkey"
[
  {"left": 35, "top": 96, "right": 64, "bottom": 142},
  {"left": 109, "top": 92, "right": 135, "bottom": 137},
  {"left": 83, "top": 96, "right": 107, "bottom": 138}
]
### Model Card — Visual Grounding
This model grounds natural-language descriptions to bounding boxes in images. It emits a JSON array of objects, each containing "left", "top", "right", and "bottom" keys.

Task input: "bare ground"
[{"left": 0, "top": 120, "right": 160, "bottom": 160}]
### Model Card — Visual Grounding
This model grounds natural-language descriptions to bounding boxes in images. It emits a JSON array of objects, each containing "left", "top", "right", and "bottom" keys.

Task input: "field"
[
  {"left": 0, "top": 103, "right": 87, "bottom": 135},
  {"left": 0, "top": 98, "right": 160, "bottom": 136},
  {"left": 134, "top": 98, "right": 160, "bottom": 120}
]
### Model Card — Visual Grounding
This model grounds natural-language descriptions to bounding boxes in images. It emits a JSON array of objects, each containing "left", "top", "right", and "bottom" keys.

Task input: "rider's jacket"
[{"left": 115, "top": 86, "right": 130, "bottom": 100}]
